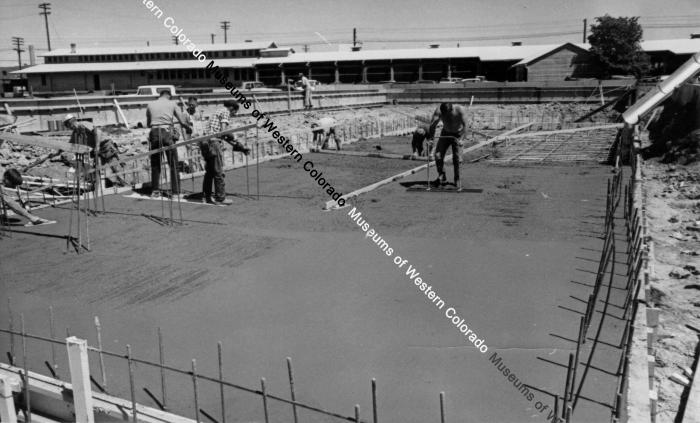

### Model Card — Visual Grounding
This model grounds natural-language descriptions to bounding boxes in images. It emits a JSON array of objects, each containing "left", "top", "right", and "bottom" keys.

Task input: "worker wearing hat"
[{"left": 63, "top": 114, "right": 127, "bottom": 187}]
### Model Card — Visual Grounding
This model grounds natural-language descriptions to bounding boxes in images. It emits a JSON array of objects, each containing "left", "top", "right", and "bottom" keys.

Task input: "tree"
[{"left": 588, "top": 15, "right": 650, "bottom": 78}]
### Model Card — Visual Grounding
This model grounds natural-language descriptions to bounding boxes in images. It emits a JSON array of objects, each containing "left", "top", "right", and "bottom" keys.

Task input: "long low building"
[{"left": 14, "top": 38, "right": 700, "bottom": 92}]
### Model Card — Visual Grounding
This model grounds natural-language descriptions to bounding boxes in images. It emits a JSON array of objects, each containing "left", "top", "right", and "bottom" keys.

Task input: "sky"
[{"left": 0, "top": 0, "right": 698, "bottom": 67}]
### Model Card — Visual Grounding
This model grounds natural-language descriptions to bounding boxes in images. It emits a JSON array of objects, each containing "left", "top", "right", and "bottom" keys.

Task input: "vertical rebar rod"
[
  {"left": 192, "top": 359, "right": 201, "bottom": 423},
  {"left": 76, "top": 155, "right": 82, "bottom": 254},
  {"left": 570, "top": 316, "right": 584, "bottom": 401},
  {"left": 256, "top": 142, "right": 260, "bottom": 201},
  {"left": 355, "top": 405, "right": 360, "bottom": 423},
  {"left": 49, "top": 306, "right": 56, "bottom": 373},
  {"left": 371, "top": 378, "right": 377, "bottom": 423},
  {"left": 261, "top": 378, "right": 269, "bottom": 423},
  {"left": 245, "top": 131, "right": 250, "bottom": 196},
  {"left": 21, "top": 314, "right": 31, "bottom": 423},
  {"left": 286, "top": 357, "right": 298, "bottom": 423},
  {"left": 157, "top": 327, "right": 167, "bottom": 410},
  {"left": 562, "top": 354, "right": 572, "bottom": 420},
  {"left": 94, "top": 316, "right": 106, "bottom": 388},
  {"left": 126, "top": 345, "right": 138, "bottom": 422},
  {"left": 8, "top": 298, "right": 15, "bottom": 365},
  {"left": 218, "top": 342, "right": 226, "bottom": 423},
  {"left": 439, "top": 392, "right": 445, "bottom": 423},
  {"left": 554, "top": 395, "right": 559, "bottom": 423}
]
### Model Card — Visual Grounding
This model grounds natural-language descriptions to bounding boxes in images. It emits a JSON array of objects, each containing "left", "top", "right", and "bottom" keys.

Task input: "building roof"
[
  {"left": 255, "top": 44, "right": 559, "bottom": 65},
  {"left": 641, "top": 38, "right": 700, "bottom": 55},
  {"left": 14, "top": 38, "right": 700, "bottom": 75},
  {"left": 39, "top": 41, "right": 276, "bottom": 57},
  {"left": 513, "top": 43, "right": 589, "bottom": 67},
  {"left": 16, "top": 58, "right": 258, "bottom": 74}
]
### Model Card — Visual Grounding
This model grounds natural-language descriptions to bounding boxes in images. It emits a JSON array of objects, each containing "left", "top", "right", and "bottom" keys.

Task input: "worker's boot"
[{"left": 430, "top": 173, "right": 447, "bottom": 187}]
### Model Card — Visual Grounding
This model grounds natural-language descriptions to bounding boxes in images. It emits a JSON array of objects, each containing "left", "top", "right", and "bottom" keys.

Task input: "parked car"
[
  {"left": 239, "top": 81, "right": 282, "bottom": 92},
  {"left": 461, "top": 76, "right": 486, "bottom": 83},
  {"left": 413, "top": 79, "right": 437, "bottom": 84},
  {"left": 439, "top": 77, "right": 463, "bottom": 84},
  {"left": 135, "top": 85, "right": 177, "bottom": 95}
]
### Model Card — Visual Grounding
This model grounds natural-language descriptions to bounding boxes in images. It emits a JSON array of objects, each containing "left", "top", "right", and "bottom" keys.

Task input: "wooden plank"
[
  {"left": 310, "top": 148, "right": 428, "bottom": 161},
  {"left": 0, "top": 363, "right": 196, "bottom": 423},
  {"left": 683, "top": 341, "right": 700, "bottom": 423},
  {"left": 0, "top": 131, "right": 90, "bottom": 153}
]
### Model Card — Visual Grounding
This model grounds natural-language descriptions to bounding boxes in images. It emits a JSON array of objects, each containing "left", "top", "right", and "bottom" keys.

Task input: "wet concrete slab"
[{"left": 0, "top": 153, "right": 622, "bottom": 422}]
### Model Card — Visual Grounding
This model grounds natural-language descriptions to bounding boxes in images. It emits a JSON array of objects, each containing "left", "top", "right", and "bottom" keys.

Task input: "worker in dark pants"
[
  {"left": 312, "top": 117, "right": 341, "bottom": 150},
  {"left": 428, "top": 102, "right": 470, "bottom": 190},
  {"left": 411, "top": 124, "right": 431, "bottom": 157},
  {"left": 145, "top": 90, "right": 191, "bottom": 198},
  {"left": 63, "top": 114, "right": 128, "bottom": 187},
  {"left": 202, "top": 101, "right": 250, "bottom": 205}
]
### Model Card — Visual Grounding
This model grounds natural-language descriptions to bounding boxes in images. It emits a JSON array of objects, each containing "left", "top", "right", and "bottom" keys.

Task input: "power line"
[
  {"left": 220, "top": 21, "right": 231, "bottom": 44},
  {"left": 38, "top": 2, "right": 51, "bottom": 51},
  {"left": 11, "top": 36, "right": 24, "bottom": 70}
]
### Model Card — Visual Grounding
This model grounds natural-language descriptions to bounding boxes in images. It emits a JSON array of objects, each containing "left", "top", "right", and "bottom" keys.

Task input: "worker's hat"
[{"left": 63, "top": 114, "right": 76, "bottom": 123}]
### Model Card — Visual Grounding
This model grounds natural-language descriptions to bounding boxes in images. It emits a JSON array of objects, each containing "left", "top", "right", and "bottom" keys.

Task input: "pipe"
[{"left": 622, "top": 51, "right": 700, "bottom": 124}]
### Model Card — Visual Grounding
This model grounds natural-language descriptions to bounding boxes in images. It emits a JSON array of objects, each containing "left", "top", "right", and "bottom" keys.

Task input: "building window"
[
  {"left": 198, "top": 69, "right": 204, "bottom": 78},
  {"left": 156, "top": 70, "right": 162, "bottom": 79},
  {"left": 41, "top": 74, "right": 46, "bottom": 85}
]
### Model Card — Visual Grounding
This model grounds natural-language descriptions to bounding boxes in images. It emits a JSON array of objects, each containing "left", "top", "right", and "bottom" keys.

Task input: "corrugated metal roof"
[
  {"left": 255, "top": 44, "right": 560, "bottom": 65},
  {"left": 39, "top": 42, "right": 276, "bottom": 57},
  {"left": 16, "top": 58, "right": 258, "bottom": 74}
]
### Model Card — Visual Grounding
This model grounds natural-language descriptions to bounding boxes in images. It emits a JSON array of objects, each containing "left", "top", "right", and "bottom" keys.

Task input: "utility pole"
[
  {"left": 172, "top": 36, "right": 179, "bottom": 45},
  {"left": 210, "top": 33, "right": 215, "bottom": 44},
  {"left": 38, "top": 2, "right": 51, "bottom": 51},
  {"left": 582, "top": 18, "right": 587, "bottom": 43},
  {"left": 12, "top": 37, "right": 25, "bottom": 70},
  {"left": 353, "top": 28, "right": 356, "bottom": 47},
  {"left": 220, "top": 21, "right": 230, "bottom": 43}
]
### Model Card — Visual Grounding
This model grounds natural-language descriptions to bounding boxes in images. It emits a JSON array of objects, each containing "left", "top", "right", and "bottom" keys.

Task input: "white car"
[
  {"left": 135, "top": 85, "right": 177, "bottom": 95},
  {"left": 239, "top": 81, "right": 281, "bottom": 92}
]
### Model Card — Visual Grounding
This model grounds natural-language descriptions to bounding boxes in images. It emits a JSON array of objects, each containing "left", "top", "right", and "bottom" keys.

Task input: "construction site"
[{"left": 1, "top": 2, "right": 700, "bottom": 423}]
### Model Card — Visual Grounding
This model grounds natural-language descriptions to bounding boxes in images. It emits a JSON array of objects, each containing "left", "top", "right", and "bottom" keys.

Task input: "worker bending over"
[
  {"left": 428, "top": 102, "right": 470, "bottom": 189},
  {"left": 64, "top": 114, "right": 127, "bottom": 187},
  {"left": 312, "top": 117, "right": 341, "bottom": 150},
  {"left": 201, "top": 101, "right": 250, "bottom": 205},
  {"left": 411, "top": 124, "right": 431, "bottom": 157},
  {"left": 1, "top": 168, "right": 54, "bottom": 226}
]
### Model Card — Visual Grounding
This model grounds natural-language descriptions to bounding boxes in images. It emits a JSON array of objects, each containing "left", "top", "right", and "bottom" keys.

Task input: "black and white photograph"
[{"left": 0, "top": 0, "right": 699, "bottom": 422}]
